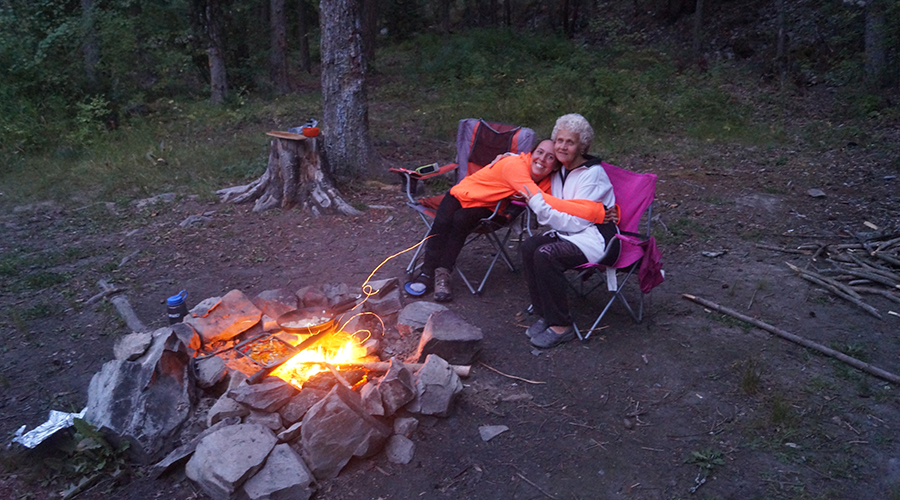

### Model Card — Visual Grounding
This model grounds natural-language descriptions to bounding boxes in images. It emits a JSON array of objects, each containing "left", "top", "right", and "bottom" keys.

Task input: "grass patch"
[
  {"left": 20, "top": 303, "right": 55, "bottom": 320},
  {"left": 656, "top": 217, "right": 707, "bottom": 246},
  {"left": 739, "top": 358, "right": 762, "bottom": 395},
  {"left": 710, "top": 312, "right": 754, "bottom": 332},
  {"left": 22, "top": 271, "right": 69, "bottom": 291}
]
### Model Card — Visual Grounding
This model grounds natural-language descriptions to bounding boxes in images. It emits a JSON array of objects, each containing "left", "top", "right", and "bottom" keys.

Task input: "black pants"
[
  {"left": 521, "top": 233, "right": 588, "bottom": 327},
  {"left": 422, "top": 194, "right": 493, "bottom": 275}
]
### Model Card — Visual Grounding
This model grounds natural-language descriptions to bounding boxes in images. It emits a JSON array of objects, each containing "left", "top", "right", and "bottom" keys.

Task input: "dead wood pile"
[{"left": 762, "top": 227, "right": 900, "bottom": 319}]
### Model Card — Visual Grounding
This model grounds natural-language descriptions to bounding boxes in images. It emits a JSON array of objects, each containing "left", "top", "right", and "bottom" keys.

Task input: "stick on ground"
[
  {"left": 682, "top": 294, "right": 900, "bottom": 385},
  {"left": 98, "top": 279, "right": 148, "bottom": 333}
]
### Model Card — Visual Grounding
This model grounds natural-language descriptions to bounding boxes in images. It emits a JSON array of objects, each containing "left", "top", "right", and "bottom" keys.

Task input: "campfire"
[{"left": 75, "top": 276, "right": 483, "bottom": 500}]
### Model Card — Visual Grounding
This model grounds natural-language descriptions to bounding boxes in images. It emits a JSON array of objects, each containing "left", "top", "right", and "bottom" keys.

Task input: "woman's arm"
[{"left": 527, "top": 169, "right": 615, "bottom": 231}]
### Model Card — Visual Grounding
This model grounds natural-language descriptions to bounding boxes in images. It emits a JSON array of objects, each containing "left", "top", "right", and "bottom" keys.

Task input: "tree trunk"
[
  {"left": 439, "top": 0, "right": 451, "bottom": 33},
  {"left": 319, "top": 0, "right": 382, "bottom": 179},
  {"left": 270, "top": 0, "right": 290, "bottom": 93},
  {"left": 217, "top": 132, "right": 362, "bottom": 215},
  {"left": 298, "top": 0, "right": 312, "bottom": 73},
  {"left": 775, "top": 0, "right": 786, "bottom": 85},
  {"left": 205, "top": 0, "right": 228, "bottom": 104},
  {"left": 361, "top": 0, "right": 378, "bottom": 66},
  {"left": 81, "top": 0, "right": 99, "bottom": 90},
  {"left": 692, "top": 0, "right": 704, "bottom": 61},
  {"left": 864, "top": 0, "right": 887, "bottom": 88}
]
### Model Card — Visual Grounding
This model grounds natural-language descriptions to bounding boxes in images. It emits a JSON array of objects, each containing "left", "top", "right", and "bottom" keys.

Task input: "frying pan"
[{"left": 275, "top": 295, "right": 360, "bottom": 334}]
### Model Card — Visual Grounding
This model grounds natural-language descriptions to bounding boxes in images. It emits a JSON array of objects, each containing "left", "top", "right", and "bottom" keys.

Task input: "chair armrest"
[{"left": 389, "top": 163, "right": 459, "bottom": 204}]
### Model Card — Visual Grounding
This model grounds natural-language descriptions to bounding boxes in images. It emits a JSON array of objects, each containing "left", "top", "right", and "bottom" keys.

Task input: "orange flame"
[{"left": 270, "top": 239, "right": 426, "bottom": 388}]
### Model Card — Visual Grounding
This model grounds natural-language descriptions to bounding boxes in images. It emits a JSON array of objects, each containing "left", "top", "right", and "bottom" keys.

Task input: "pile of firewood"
[{"left": 776, "top": 229, "right": 900, "bottom": 320}]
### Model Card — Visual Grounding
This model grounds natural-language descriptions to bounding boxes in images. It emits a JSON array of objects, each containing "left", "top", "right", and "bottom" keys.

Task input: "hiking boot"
[
  {"left": 433, "top": 267, "right": 452, "bottom": 302},
  {"left": 403, "top": 271, "right": 433, "bottom": 296},
  {"left": 525, "top": 317, "right": 548, "bottom": 338},
  {"left": 530, "top": 325, "right": 576, "bottom": 348}
]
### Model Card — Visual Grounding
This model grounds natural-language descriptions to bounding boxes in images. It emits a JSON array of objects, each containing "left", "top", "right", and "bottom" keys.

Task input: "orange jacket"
[{"left": 449, "top": 153, "right": 609, "bottom": 223}]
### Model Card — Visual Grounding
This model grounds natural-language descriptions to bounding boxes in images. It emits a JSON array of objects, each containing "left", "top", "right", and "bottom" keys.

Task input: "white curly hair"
[{"left": 551, "top": 113, "right": 594, "bottom": 154}]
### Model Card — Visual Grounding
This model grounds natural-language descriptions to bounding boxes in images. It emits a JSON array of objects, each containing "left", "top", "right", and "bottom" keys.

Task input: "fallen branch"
[
  {"left": 786, "top": 263, "right": 882, "bottom": 319},
  {"left": 516, "top": 473, "right": 557, "bottom": 499},
  {"left": 97, "top": 279, "right": 148, "bottom": 333},
  {"left": 851, "top": 286, "right": 900, "bottom": 304},
  {"left": 83, "top": 286, "right": 126, "bottom": 307},
  {"left": 845, "top": 252, "right": 900, "bottom": 281},
  {"left": 682, "top": 294, "right": 900, "bottom": 385},
  {"left": 755, "top": 243, "right": 808, "bottom": 255},
  {"left": 873, "top": 251, "right": 900, "bottom": 268},
  {"left": 786, "top": 263, "right": 862, "bottom": 299},
  {"left": 840, "top": 267, "right": 900, "bottom": 290},
  {"left": 479, "top": 362, "right": 546, "bottom": 384}
]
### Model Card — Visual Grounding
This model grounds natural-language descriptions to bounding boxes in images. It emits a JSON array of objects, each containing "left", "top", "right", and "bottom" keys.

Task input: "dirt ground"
[{"left": 2, "top": 105, "right": 900, "bottom": 499}]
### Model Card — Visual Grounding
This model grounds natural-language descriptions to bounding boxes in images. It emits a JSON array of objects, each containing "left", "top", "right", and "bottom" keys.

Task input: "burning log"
[
  {"left": 217, "top": 132, "right": 361, "bottom": 216},
  {"left": 291, "top": 360, "right": 471, "bottom": 378}
]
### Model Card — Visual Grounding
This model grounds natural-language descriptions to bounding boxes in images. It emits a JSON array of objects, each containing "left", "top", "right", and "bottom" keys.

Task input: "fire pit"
[{"left": 79, "top": 279, "right": 482, "bottom": 500}]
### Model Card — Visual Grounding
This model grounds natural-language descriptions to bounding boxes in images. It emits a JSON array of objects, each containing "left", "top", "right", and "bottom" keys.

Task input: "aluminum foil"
[{"left": 11, "top": 408, "right": 87, "bottom": 449}]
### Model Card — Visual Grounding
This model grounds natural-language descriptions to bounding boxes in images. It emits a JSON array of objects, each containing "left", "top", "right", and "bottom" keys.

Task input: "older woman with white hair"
[{"left": 519, "top": 113, "right": 619, "bottom": 348}]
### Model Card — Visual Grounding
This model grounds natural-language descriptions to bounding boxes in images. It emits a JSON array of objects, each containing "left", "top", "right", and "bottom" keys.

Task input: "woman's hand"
[
  {"left": 487, "top": 152, "right": 516, "bottom": 168},
  {"left": 604, "top": 206, "right": 619, "bottom": 224},
  {"left": 518, "top": 184, "right": 536, "bottom": 201}
]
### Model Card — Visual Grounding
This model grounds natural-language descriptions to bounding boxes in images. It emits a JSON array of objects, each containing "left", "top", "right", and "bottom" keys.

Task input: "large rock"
[
  {"left": 407, "top": 355, "right": 463, "bottom": 417},
  {"left": 377, "top": 358, "right": 415, "bottom": 416},
  {"left": 195, "top": 356, "right": 227, "bottom": 389},
  {"left": 300, "top": 384, "right": 391, "bottom": 480},
  {"left": 393, "top": 417, "right": 418, "bottom": 438},
  {"left": 85, "top": 327, "right": 196, "bottom": 463},
  {"left": 185, "top": 423, "right": 277, "bottom": 500},
  {"left": 361, "top": 278, "right": 398, "bottom": 299},
  {"left": 362, "top": 287, "right": 402, "bottom": 318},
  {"left": 228, "top": 377, "right": 298, "bottom": 413},
  {"left": 184, "top": 290, "right": 263, "bottom": 344},
  {"left": 359, "top": 382, "right": 384, "bottom": 416},
  {"left": 278, "top": 388, "right": 327, "bottom": 424},
  {"left": 252, "top": 289, "right": 298, "bottom": 320},
  {"left": 384, "top": 434, "right": 415, "bottom": 464},
  {"left": 240, "top": 443, "right": 315, "bottom": 500},
  {"left": 113, "top": 332, "right": 152, "bottom": 361},
  {"left": 245, "top": 410, "right": 284, "bottom": 432},
  {"left": 172, "top": 323, "right": 201, "bottom": 352},
  {"left": 151, "top": 416, "right": 241, "bottom": 479},
  {"left": 396, "top": 301, "right": 448, "bottom": 335},
  {"left": 207, "top": 396, "right": 250, "bottom": 427},
  {"left": 415, "top": 309, "right": 482, "bottom": 364}
]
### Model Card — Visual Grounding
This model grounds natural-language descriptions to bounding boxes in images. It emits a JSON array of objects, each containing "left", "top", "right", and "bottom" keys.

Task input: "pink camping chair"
[
  {"left": 389, "top": 119, "right": 536, "bottom": 294},
  {"left": 568, "top": 162, "right": 662, "bottom": 339}
]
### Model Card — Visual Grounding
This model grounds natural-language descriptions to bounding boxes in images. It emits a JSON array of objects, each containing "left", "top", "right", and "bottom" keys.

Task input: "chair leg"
[{"left": 455, "top": 266, "right": 478, "bottom": 295}]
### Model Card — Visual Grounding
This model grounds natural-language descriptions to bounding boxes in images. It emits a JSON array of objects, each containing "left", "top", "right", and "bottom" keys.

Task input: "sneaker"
[
  {"left": 433, "top": 267, "right": 452, "bottom": 302},
  {"left": 530, "top": 325, "right": 576, "bottom": 348},
  {"left": 525, "top": 317, "right": 548, "bottom": 338},
  {"left": 403, "top": 272, "right": 433, "bottom": 297}
]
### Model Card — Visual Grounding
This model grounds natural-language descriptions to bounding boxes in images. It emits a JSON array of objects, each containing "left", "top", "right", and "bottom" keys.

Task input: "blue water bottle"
[{"left": 167, "top": 290, "right": 188, "bottom": 324}]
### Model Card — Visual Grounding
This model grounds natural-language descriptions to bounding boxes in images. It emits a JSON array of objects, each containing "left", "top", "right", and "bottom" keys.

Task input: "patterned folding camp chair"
[
  {"left": 389, "top": 118, "right": 535, "bottom": 294},
  {"left": 568, "top": 162, "right": 662, "bottom": 339}
]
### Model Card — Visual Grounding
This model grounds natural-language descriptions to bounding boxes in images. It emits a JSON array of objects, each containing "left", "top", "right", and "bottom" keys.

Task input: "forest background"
[{"left": 1, "top": 0, "right": 898, "bottom": 201}]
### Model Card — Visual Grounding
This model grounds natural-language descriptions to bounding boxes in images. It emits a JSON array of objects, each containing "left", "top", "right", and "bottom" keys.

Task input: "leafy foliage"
[{"left": 42, "top": 418, "right": 130, "bottom": 498}]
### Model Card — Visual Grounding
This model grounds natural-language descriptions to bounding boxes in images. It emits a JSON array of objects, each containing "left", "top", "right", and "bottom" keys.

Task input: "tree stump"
[{"left": 217, "top": 132, "right": 361, "bottom": 215}]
